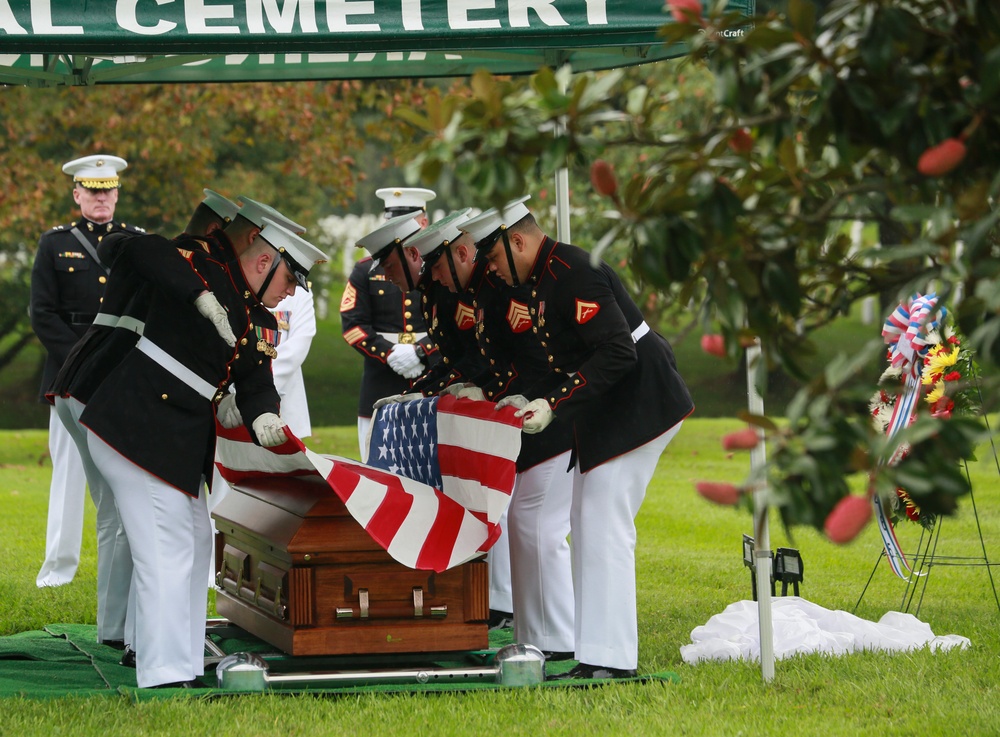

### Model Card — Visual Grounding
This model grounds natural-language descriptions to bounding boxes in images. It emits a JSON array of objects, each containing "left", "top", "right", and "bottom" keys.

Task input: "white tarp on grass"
[{"left": 681, "top": 597, "right": 970, "bottom": 665}]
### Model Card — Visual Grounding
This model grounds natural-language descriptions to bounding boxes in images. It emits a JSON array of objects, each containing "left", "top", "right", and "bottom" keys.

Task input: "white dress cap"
[
  {"left": 259, "top": 218, "right": 329, "bottom": 291},
  {"left": 355, "top": 213, "right": 423, "bottom": 263},
  {"left": 376, "top": 187, "right": 437, "bottom": 217},
  {"left": 237, "top": 195, "right": 306, "bottom": 234},
  {"left": 62, "top": 154, "right": 128, "bottom": 189},
  {"left": 201, "top": 189, "right": 240, "bottom": 222},
  {"left": 460, "top": 195, "right": 531, "bottom": 250},
  {"left": 405, "top": 208, "right": 474, "bottom": 258}
]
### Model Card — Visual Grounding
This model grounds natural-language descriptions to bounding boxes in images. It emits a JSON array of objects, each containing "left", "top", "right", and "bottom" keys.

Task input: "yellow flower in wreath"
[{"left": 922, "top": 344, "right": 960, "bottom": 381}]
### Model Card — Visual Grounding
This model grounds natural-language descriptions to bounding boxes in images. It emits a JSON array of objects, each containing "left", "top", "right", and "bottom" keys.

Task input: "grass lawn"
[{"left": 3, "top": 420, "right": 999, "bottom": 736}]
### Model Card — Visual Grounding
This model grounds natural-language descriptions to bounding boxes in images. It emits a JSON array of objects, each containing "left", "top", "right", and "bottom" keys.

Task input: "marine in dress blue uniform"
[
  {"left": 400, "top": 211, "right": 521, "bottom": 628},
  {"left": 407, "top": 209, "right": 493, "bottom": 397},
  {"left": 466, "top": 197, "right": 694, "bottom": 679},
  {"left": 427, "top": 212, "right": 575, "bottom": 653},
  {"left": 82, "top": 220, "right": 328, "bottom": 688},
  {"left": 30, "top": 155, "right": 145, "bottom": 590},
  {"left": 344, "top": 196, "right": 440, "bottom": 456},
  {"left": 48, "top": 189, "right": 242, "bottom": 651}
]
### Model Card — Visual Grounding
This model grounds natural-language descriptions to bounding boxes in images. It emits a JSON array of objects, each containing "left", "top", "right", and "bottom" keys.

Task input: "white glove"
[
  {"left": 387, "top": 343, "right": 425, "bottom": 379},
  {"left": 439, "top": 382, "right": 472, "bottom": 398},
  {"left": 495, "top": 394, "right": 530, "bottom": 411},
  {"left": 252, "top": 412, "right": 287, "bottom": 447},
  {"left": 516, "top": 399, "right": 555, "bottom": 434},
  {"left": 194, "top": 292, "right": 237, "bottom": 348},
  {"left": 372, "top": 392, "right": 423, "bottom": 411},
  {"left": 456, "top": 385, "right": 485, "bottom": 401},
  {"left": 216, "top": 393, "right": 242, "bottom": 429}
]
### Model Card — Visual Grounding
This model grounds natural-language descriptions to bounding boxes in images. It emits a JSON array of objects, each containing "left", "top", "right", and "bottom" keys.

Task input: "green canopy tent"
[
  {"left": 3, "top": 0, "right": 779, "bottom": 684},
  {"left": 0, "top": 0, "right": 752, "bottom": 87}
]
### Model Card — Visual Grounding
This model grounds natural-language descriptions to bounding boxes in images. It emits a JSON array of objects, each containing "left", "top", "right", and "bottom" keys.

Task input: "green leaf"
[
  {"left": 761, "top": 259, "right": 802, "bottom": 317},
  {"left": 577, "top": 69, "right": 624, "bottom": 111},
  {"left": 981, "top": 46, "right": 1000, "bottom": 102},
  {"left": 787, "top": 0, "right": 816, "bottom": 37}
]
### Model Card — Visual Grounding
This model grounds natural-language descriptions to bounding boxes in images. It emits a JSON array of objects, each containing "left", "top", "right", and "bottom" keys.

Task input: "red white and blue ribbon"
[
  {"left": 873, "top": 293, "right": 942, "bottom": 579},
  {"left": 872, "top": 373, "right": 923, "bottom": 580},
  {"left": 881, "top": 293, "right": 946, "bottom": 378}
]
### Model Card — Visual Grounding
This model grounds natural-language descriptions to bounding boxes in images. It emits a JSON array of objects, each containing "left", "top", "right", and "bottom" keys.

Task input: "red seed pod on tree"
[
  {"left": 722, "top": 427, "right": 760, "bottom": 451},
  {"left": 700, "top": 334, "right": 726, "bottom": 357},
  {"left": 728, "top": 127, "right": 753, "bottom": 154},
  {"left": 695, "top": 481, "right": 742, "bottom": 506},
  {"left": 668, "top": 0, "right": 703, "bottom": 23},
  {"left": 590, "top": 159, "right": 618, "bottom": 198},
  {"left": 824, "top": 495, "right": 873, "bottom": 544},
  {"left": 917, "top": 138, "right": 967, "bottom": 177}
]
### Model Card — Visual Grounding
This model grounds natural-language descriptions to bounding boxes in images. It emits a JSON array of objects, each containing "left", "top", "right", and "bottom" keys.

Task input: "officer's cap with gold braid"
[
  {"left": 355, "top": 213, "right": 422, "bottom": 268},
  {"left": 62, "top": 155, "right": 127, "bottom": 189},
  {"left": 376, "top": 187, "right": 436, "bottom": 220},
  {"left": 259, "top": 217, "right": 329, "bottom": 291},
  {"left": 405, "top": 207, "right": 473, "bottom": 267},
  {"left": 461, "top": 195, "right": 531, "bottom": 256},
  {"left": 201, "top": 189, "right": 240, "bottom": 223},
  {"left": 237, "top": 195, "right": 305, "bottom": 235}
]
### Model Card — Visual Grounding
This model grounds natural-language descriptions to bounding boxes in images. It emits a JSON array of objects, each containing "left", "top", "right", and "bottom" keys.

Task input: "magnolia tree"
[{"left": 399, "top": 0, "right": 1000, "bottom": 542}]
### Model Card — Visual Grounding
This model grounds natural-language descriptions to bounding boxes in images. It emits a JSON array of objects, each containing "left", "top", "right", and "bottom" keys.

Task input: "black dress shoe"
[
  {"left": 119, "top": 646, "right": 136, "bottom": 668},
  {"left": 487, "top": 609, "right": 514, "bottom": 630},
  {"left": 547, "top": 662, "right": 638, "bottom": 681},
  {"left": 151, "top": 678, "right": 204, "bottom": 689},
  {"left": 102, "top": 639, "right": 126, "bottom": 651},
  {"left": 542, "top": 651, "right": 575, "bottom": 661}
]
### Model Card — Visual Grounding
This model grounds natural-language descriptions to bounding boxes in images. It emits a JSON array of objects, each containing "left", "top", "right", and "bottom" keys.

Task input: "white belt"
[
  {"left": 136, "top": 336, "right": 218, "bottom": 401},
  {"left": 377, "top": 331, "right": 428, "bottom": 345},
  {"left": 631, "top": 321, "right": 650, "bottom": 343},
  {"left": 92, "top": 313, "right": 145, "bottom": 335}
]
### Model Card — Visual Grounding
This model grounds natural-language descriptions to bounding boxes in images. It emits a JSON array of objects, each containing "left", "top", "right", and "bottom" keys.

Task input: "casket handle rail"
[{"left": 335, "top": 586, "right": 449, "bottom": 620}]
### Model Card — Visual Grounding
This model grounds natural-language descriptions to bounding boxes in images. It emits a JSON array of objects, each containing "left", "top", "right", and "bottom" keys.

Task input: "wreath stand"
[{"left": 854, "top": 382, "right": 1000, "bottom": 617}]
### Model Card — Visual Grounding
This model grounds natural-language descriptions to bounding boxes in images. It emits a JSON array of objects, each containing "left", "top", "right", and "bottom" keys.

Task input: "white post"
[
  {"left": 746, "top": 338, "right": 774, "bottom": 683},
  {"left": 555, "top": 165, "right": 571, "bottom": 243},
  {"left": 853, "top": 220, "right": 875, "bottom": 325},
  {"left": 554, "top": 69, "right": 571, "bottom": 243}
]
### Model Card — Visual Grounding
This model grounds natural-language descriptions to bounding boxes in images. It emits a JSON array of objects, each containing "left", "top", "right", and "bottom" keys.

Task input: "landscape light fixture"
[{"left": 773, "top": 547, "right": 804, "bottom": 596}]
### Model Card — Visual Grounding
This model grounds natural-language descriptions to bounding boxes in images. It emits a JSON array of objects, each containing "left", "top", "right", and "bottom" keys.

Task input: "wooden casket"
[{"left": 212, "top": 474, "right": 490, "bottom": 656}]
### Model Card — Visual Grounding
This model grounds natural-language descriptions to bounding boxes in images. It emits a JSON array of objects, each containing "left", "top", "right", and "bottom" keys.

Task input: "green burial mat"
[{"left": 0, "top": 623, "right": 679, "bottom": 699}]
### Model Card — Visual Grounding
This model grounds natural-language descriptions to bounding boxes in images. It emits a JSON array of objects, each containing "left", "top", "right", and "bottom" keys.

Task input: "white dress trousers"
[
  {"left": 54, "top": 396, "right": 133, "bottom": 644},
  {"left": 572, "top": 421, "right": 683, "bottom": 671},
  {"left": 508, "top": 451, "right": 575, "bottom": 652},
  {"left": 488, "top": 507, "right": 513, "bottom": 615},
  {"left": 89, "top": 431, "right": 212, "bottom": 688},
  {"left": 36, "top": 406, "right": 87, "bottom": 588},
  {"left": 357, "top": 416, "right": 372, "bottom": 461}
]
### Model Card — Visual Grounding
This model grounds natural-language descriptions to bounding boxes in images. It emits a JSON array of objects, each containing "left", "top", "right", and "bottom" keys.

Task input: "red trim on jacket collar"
[{"left": 527, "top": 236, "right": 557, "bottom": 284}]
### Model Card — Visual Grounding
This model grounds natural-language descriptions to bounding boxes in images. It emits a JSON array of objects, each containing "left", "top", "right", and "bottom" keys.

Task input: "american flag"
[
  {"left": 365, "top": 395, "right": 518, "bottom": 526},
  {"left": 215, "top": 395, "right": 522, "bottom": 572}
]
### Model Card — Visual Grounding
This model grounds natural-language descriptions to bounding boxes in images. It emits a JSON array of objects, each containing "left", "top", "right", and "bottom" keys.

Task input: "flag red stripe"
[
  {"left": 438, "top": 446, "right": 516, "bottom": 493},
  {"left": 437, "top": 393, "right": 523, "bottom": 428},
  {"left": 215, "top": 464, "right": 312, "bottom": 485},
  {"left": 414, "top": 498, "right": 465, "bottom": 571},
  {"left": 325, "top": 462, "right": 363, "bottom": 504},
  {"left": 361, "top": 474, "right": 416, "bottom": 548}
]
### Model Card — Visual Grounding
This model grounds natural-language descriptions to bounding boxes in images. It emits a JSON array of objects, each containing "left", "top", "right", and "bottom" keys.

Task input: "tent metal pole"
[
  {"left": 555, "top": 165, "right": 571, "bottom": 242},
  {"left": 555, "top": 69, "right": 571, "bottom": 243},
  {"left": 746, "top": 338, "right": 774, "bottom": 683}
]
